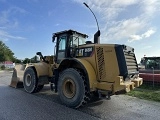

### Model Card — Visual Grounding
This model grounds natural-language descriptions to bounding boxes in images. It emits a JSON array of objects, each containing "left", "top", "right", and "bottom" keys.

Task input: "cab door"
[{"left": 56, "top": 35, "right": 67, "bottom": 63}]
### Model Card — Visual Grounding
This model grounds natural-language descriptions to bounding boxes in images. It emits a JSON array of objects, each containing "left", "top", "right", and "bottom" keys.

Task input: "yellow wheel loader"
[
  {"left": 10, "top": 3, "right": 143, "bottom": 108},
  {"left": 10, "top": 29, "right": 143, "bottom": 108}
]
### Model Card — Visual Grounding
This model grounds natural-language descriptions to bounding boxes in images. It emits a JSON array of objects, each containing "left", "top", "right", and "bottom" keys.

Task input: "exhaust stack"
[{"left": 94, "top": 30, "right": 100, "bottom": 44}]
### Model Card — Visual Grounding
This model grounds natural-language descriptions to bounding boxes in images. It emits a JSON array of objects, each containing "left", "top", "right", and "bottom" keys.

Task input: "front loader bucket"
[{"left": 10, "top": 64, "right": 26, "bottom": 88}]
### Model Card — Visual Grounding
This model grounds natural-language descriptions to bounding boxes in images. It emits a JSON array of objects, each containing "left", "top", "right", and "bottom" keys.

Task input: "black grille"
[
  {"left": 115, "top": 45, "right": 139, "bottom": 80},
  {"left": 124, "top": 51, "right": 138, "bottom": 74},
  {"left": 96, "top": 47, "right": 106, "bottom": 80}
]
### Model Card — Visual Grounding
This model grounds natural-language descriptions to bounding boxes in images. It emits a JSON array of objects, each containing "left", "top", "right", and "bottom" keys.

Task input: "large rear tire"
[
  {"left": 23, "top": 67, "right": 43, "bottom": 93},
  {"left": 58, "top": 68, "right": 89, "bottom": 108}
]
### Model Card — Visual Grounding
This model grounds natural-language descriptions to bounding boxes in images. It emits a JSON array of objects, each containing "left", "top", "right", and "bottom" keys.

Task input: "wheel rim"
[
  {"left": 25, "top": 74, "right": 32, "bottom": 86},
  {"left": 62, "top": 79, "right": 76, "bottom": 98}
]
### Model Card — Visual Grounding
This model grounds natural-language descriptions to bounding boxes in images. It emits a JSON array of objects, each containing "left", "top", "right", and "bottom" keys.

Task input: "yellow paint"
[{"left": 75, "top": 58, "right": 97, "bottom": 90}]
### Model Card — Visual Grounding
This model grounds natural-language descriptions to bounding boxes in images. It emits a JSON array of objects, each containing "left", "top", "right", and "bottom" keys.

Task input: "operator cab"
[
  {"left": 52, "top": 30, "right": 88, "bottom": 63},
  {"left": 140, "top": 57, "right": 160, "bottom": 70}
]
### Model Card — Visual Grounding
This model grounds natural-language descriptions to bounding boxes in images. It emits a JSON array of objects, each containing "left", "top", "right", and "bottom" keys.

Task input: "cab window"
[
  {"left": 57, "top": 36, "right": 67, "bottom": 62},
  {"left": 59, "top": 37, "right": 66, "bottom": 50}
]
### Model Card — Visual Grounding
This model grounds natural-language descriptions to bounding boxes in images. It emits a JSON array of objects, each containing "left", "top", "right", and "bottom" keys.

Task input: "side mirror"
[
  {"left": 52, "top": 35, "right": 56, "bottom": 42},
  {"left": 36, "top": 52, "right": 45, "bottom": 62},
  {"left": 36, "top": 52, "right": 42, "bottom": 56},
  {"left": 35, "top": 55, "right": 40, "bottom": 62}
]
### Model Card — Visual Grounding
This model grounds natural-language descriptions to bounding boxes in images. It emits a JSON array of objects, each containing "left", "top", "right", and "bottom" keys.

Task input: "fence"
[{"left": 139, "top": 69, "right": 160, "bottom": 87}]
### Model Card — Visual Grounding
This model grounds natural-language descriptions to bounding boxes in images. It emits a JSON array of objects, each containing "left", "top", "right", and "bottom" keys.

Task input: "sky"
[{"left": 0, "top": 0, "right": 160, "bottom": 63}]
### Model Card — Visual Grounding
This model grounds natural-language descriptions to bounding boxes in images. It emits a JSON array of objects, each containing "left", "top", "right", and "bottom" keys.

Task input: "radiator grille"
[
  {"left": 124, "top": 51, "right": 138, "bottom": 73},
  {"left": 96, "top": 47, "right": 106, "bottom": 80}
]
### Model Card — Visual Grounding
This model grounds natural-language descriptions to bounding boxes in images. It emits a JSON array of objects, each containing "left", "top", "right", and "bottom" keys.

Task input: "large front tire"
[
  {"left": 23, "top": 67, "right": 40, "bottom": 93},
  {"left": 58, "top": 68, "right": 88, "bottom": 108}
]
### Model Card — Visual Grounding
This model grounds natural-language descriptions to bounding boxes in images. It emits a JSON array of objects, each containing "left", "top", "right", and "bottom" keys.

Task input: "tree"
[
  {"left": 0, "top": 40, "right": 15, "bottom": 62},
  {"left": 13, "top": 58, "right": 22, "bottom": 63},
  {"left": 22, "top": 58, "right": 30, "bottom": 64},
  {"left": 0, "top": 41, "right": 5, "bottom": 62},
  {"left": 31, "top": 55, "right": 39, "bottom": 63},
  {"left": 22, "top": 56, "right": 39, "bottom": 64}
]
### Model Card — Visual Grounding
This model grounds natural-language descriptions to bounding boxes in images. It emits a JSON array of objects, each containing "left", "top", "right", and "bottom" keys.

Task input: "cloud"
[
  {"left": 0, "top": 6, "right": 28, "bottom": 41},
  {"left": 129, "top": 35, "right": 142, "bottom": 41},
  {"left": 73, "top": 0, "right": 160, "bottom": 43},
  {"left": 0, "top": 7, "right": 27, "bottom": 28},
  {"left": 55, "top": 23, "right": 60, "bottom": 26},
  {"left": 141, "top": 0, "right": 160, "bottom": 16},
  {"left": 76, "top": 0, "right": 139, "bottom": 20},
  {"left": 142, "top": 29, "right": 156, "bottom": 38},
  {"left": 128, "top": 29, "right": 156, "bottom": 42},
  {"left": 111, "top": 0, "right": 139, "bottom": 7},
  {"left": 142, "top": 45, "right": 152, "bottom": 49},
  {"left": 0, "top": 30, "right": 26, "bottom": 41},
  {"left": 101, "top": 17, "right": 146, "bottom": 43}
]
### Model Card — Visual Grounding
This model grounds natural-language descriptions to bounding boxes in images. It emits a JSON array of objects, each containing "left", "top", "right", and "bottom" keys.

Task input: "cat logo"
[
  {"left": 78, "top": 49, "right": 84, "bottom": 56},
  {"left": 78, "top": 47, "right": 93, "bottom": 57}
]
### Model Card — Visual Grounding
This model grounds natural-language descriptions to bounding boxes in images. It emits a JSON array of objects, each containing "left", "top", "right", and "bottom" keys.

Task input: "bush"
[{"left": 1, "top": 65, "right": 5, "bottom": 70}]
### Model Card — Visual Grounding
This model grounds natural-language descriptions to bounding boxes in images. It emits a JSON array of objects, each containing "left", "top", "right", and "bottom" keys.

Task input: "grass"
[
  {"left": 0, "top": 67, "right": 13, "bottom": 71},
  {"left": 127, "top": 84, "right": 160, "bottom": 102},
  {"left": 5, "top": 68, "right": 14, "bottom": 71}
]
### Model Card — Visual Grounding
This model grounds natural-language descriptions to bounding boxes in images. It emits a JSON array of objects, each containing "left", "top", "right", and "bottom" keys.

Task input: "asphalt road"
[{"left": 1, "top": 71, "right": 160, "bottom": 120}]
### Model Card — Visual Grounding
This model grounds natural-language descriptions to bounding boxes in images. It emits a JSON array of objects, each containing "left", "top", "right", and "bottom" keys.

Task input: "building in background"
[{"left": 0, "top": 61, "right": 15, "bottom": 69}]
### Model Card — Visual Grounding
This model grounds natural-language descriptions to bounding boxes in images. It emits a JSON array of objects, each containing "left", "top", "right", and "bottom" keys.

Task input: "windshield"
[{"left": 70, "top": 35, "right": 86, "bottom": 46}]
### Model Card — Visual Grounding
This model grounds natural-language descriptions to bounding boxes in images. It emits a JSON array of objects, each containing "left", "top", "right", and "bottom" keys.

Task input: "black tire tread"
[
  {"left": 58, "top": 68, "right": 90, "bottom": 108},
  {"left": 23, "top": 67, "right": 44, "bottom": 93},
  {"left": 76, "top": 69, "right": 90, "bottom": 107},
  {"left": 34, "top": 85, "right": 44, "bottom": 93}
]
